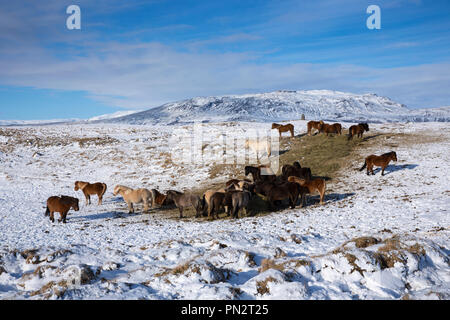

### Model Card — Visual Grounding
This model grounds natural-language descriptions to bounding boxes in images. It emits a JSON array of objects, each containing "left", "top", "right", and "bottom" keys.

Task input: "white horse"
[{"left": 245, "top": 139, "right": 271, "bottom": 158}]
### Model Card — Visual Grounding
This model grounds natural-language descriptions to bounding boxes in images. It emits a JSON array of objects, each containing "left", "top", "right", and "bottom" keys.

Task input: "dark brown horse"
[
  {"left": 74, "top": 181, "right": 107, "bottom": 205},
  {"left": 245, "top": 165, "right": 276, "bottom": 182},
  {"left": 281, "top": 161, "right": 312, "bottom": 181},
  {"left": 319, "top": 122, "right": 342, "bottom": 136},
  {"left": 359, "top": 151, "right": 398, "bottom": 176},
  {"left": 348, "top": 123, "right": 369, "bottom": 140},
  {"left": 272, "top": 123, "right": 294, "bottom": 138},
  {"left": 209, "top": 192, "right": 227, "bottom": 219},
  {"left": 166, "top": 190, "right": 203, "bottom": 218},
  {"left": 45, "top": 196, "right": 79, "bottom": 223},
  {"left": 231, "top": 190, "right": 252, "bottom": 219},
  {"left": 208, "top": 190, "right": 239, "bottom": 219},
  {"left": 255, "top": 181, "right": 301, "bottom": 209},
  {"left": 307, "top": 121, "right": 322, "bottom": 136}
]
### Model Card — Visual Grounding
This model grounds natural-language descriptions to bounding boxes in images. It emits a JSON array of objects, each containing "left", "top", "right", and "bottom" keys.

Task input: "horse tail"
[
  {"left": 201, "top": 194, "right": 207, "bottom": 213},
  {"left": 100, "top": 183, "right": 107, "bottom": 198},
  {"left": 347, "top": 128, "right": 353, "bottom": 141},
  {"left": 209, "top": 198, "right": 215, "bottom": 217},
  {"left": 359, "top": 161, "right": 367, "bottom": 171},
  {"left": 45, "top": 206, "right": 50, "bottom": 217}
]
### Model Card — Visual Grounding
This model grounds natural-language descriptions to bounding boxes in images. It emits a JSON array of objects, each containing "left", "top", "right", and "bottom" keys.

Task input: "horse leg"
[
  {"left": 179, "top": 207, "right": 184, "bottom": 218},
  {"left": 127, "top": 201, "right": 134, "bottom": 214},
  {"left": 233, "top": 205, "right": 239, "bottom": 219},
  {"left": 98, "top": 193, "right": 102, "bottom": 205},
  {"left": 50, "top": 212, "right": 55, "bottom": 223},
  {"left": 62, "top": 211, "right": 68, "bottom": 223},
  {"left": 195, "top": 204, "right": 201, "bottom": 218}
]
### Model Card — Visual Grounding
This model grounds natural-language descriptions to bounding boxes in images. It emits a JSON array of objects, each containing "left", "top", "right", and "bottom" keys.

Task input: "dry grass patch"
[
  {"left": 256, "top": 276, "right": 279, "bottom": 295},
  {"left": 259, "top": 259, "right": 287, "bottom": 273}
]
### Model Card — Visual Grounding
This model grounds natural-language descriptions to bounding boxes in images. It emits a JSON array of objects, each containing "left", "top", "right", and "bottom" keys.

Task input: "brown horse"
[
  {"left": 74, "top": 181, "right": 107, "bottom": 205},
  {"left": 348, "top": 123, "right": 369, "bottom": 140},
  {"left": 45, "top": 196, "right": 79, "bottom": 223},
  {"left": 281, "top": 161, "right": 312, "bottom": 181},
  {"left": 208, "top": 191, "right": 232, "bottom": 219},
  {"left": 166, "top": 190, "right": 203, "bottom": 218},
  {"left": 288, "top": 176, "right": 326, "bottom": 206},
  {"left": 359, "top": 151, "right": 398, "bottom": 176},
  {"left": 151, "top": 189, "right": 171, "bottom": 207},
  {"left": 307, "top": 121, "right": 322, "bottom": 136},
  {"left": 272, "top": 123, "right": 294, "bottom": 138},
  {"left": 319, "top": 122, "right": 342, "bottom": 136}
]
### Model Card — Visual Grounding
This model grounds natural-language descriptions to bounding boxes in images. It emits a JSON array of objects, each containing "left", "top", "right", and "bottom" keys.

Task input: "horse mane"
[{"left": 381, "top": 151, "right": 396, "bottom": 157}]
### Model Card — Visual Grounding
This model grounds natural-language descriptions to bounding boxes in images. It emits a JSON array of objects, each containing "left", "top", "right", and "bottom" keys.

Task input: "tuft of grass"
[
  {"left": 256, "top": 276, "right": 278, "bottom": 295},
  {"left": 259, "top": 259, "right": 286, "bottom": 273}
]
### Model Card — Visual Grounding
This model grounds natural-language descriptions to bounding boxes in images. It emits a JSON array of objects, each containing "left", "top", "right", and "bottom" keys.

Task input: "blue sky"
[{"left": 0, "top": 0, "right": 449, "bottom": 120}]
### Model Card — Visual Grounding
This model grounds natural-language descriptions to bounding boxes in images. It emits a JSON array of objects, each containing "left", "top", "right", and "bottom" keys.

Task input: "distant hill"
[{"left": 97, "top": 90, "right": 450, "bottom": 124}]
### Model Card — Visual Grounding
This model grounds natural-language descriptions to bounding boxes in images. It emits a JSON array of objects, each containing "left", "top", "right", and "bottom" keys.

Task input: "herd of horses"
[
  {"left": 305, "top": 120, "right": 370, "bottom": 140},
  {"left": 44, "top": 120, "right": 398, "bottom": 223}
]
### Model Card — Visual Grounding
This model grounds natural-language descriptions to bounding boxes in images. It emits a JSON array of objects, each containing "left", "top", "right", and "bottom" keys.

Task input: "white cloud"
[{"left": 0, "top": 40, "right": 449, "bottom": 109}]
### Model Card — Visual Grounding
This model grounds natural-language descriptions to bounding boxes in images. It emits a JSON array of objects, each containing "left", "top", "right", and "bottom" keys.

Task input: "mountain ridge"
[{"left": 98, "top": 90, "right": 450, "bottom": 124}]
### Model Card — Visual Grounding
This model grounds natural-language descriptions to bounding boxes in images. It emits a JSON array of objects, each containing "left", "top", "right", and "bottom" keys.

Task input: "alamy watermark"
[
  {"left": 367, "top": 5, "right": 381, "bottom": 30},
  {"left": 168, "top": 123, "right": 280, "bottom": 175},
  {"left": 66, "top": 5, "right": 381, "bottom": 31},
  {"left": 66, "top": 5, "right": 81, "bottom": 30}
]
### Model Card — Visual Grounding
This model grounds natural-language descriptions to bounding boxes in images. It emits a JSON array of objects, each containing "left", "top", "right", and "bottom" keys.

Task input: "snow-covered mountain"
[
  {"left": 98, "top": 90, "right": 450, "bottom": 125},
  {"left": 88, "top": 110, "right": 143, "bottom": 122}
]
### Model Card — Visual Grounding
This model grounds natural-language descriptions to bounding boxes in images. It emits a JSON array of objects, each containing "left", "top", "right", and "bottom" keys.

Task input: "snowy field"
[{"left": 0, "top": 120, "right": 448, "bottom": 300}]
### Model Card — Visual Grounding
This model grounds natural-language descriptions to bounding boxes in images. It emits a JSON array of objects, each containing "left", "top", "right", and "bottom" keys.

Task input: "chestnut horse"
[
  {"left": 359, "top": 151, "right": 398, "bottom": 176},
  {"left": 348, "top": 123, "right": 369, "bottom": 140},
  {"left": 150, "top": 189, "right": 171, "bottom": 207},
  {"left": 307, "top": 121, "right": 322, "bottom": 136},
  {"left": 288, "top": 176, "right": 326, "bottom": 206},
  {"left": 272, "top": 123, "right": 294, "bottom": 138},
  {"left": 319, "top": 122, "right": 342, "bottom": 136},
  {"left": 74, "top": 181, "right": 107, "bottom": 205},
  {"left": 45, "top": 196, "right": 79, "bottom": 223}
]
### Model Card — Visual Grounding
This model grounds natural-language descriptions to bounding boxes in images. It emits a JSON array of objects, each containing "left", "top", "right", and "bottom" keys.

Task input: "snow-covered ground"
[{"left": 0, "top": 120, "right": 448, "bottom": 300}]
